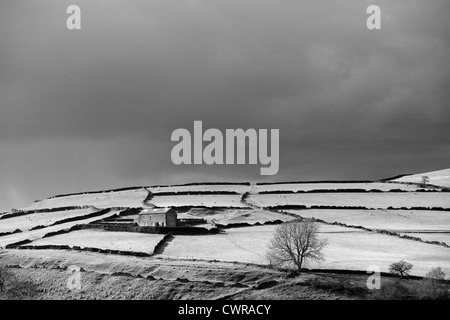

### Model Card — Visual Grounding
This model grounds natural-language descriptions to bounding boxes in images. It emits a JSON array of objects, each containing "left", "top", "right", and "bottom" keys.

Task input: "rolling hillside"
[{"left": 1, "top": 169, "right": 450, "bottom": 299}]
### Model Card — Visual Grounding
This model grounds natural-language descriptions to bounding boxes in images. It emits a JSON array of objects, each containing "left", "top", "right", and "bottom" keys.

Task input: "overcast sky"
[{"left": 1, "top": 0, "right": 449, "bottom": 211}]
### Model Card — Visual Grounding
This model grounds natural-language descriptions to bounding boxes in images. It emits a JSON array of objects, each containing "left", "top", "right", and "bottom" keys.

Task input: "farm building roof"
[{"left": 140, "top": 207, "right": 174, "bottom": 215}]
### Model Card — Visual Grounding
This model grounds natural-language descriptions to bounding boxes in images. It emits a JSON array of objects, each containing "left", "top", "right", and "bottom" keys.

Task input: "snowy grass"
[
  {"left": 149, "top": 184, "right": 251, "bottom": 194},
  {"left": 394, "top": 168, "right": 450, "bottom": 188},
  {"left": 0, "top": 210, "right": 119, "bottom": 248},
  {"left": 0, "top": 209, "right": 95, "bottom": 234},
  {"left": 161, "top": 224, "right": 450, "bottom": 276},
  {"left": 286, "top": 209, "right": 450, "bottom": 232},
  {"left": 251, "top": 192, "right": 450, "bottom": 209},
  {"left": 151, "top": 194, "right": 246, "bottom": 208},
  {"left": 398, "top": 232, "right": 450, "bottom": 245},
  {"left": 31, "top": 229, "right": 165, "bottom": 254},
  {"left": 178, "top": 208, "right": 294, "bottom": 225},
  {"left": 253, "top": 182, "right": 426, "bottom": 192},
  {"left": 23, "top": 189, "right": 149, "bottom": 210}
]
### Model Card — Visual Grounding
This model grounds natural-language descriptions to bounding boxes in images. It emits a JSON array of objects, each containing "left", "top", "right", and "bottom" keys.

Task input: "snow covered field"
[
  {"left": 286, "top": 208, "right": 450, "bottom": 247},
  {"left": 0, "top": 209, "right": 120, "bottom": 248},
  {"left": 286, "top": 209, "right": 450, "bottom": 232},
  {"left": 2, "top": 168, "right": 449, "bottom": 278},
  {"left": 178, "top": 208, "right": 294, "bottom": 225},
  {"left": 0, "top": 208, "right": 96, "bottom": 234},
  {"left": 23, "top": 189, "right": 149, "bottom": 210},
  {"left": 253, "top": 182, "right": 429, "bottom": 193},
  {"left": 398, "top": 232, "right": 450, "bottom": 245},
  {"left": 251, "top": 192, "right": 450, "bottom": 209},
  {"left": 161, "top": 224, "right": 450, "bottom": 276},
  {"left": 149, "top": 184, "right": 250, "bottom": 194},
  {"left": 151, "top": 194, "right": 246, "bottom": 208},
  {"left": 31, "top": 229, "right": 165, "bottom": 254},
  {"left": 394, "top": 168, "right": 450, "bottom": 188}
]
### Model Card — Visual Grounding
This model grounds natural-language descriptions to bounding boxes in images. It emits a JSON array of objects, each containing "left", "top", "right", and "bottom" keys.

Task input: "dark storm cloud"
[{"left": 1, "top": 0, "right": 449, "bottom": 210}]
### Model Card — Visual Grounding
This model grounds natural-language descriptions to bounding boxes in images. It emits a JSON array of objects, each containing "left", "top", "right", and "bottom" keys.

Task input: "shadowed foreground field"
[{"left": 1, "top": 249, "right": 449, "bottom": 300}]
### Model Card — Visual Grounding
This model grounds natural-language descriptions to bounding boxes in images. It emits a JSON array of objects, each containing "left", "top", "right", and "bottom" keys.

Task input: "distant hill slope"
[
  {"left": 393, "top": 168, "right": 450, "bottom": 188},
  {"left": 10, "top": 169, "right": 449, "bottom": 212}
]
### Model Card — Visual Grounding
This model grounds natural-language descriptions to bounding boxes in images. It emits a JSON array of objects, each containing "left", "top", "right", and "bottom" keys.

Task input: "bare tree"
[
  {"left": 421, "top": 176, "right": 430, "bottom": 187},
  {"left": 267, "top": 220, "right": 327, "bottom": 272},
  {"left": 424, "top": 267, "right": 447, "bottom": 299},
  {"left": 389, "top": 260, "right": 413, "bottom": 278}
]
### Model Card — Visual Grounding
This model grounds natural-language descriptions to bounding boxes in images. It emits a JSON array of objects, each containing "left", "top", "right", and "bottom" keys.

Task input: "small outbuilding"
[{"left": 137, "top": 207, "right": 177, "bottom": 227}]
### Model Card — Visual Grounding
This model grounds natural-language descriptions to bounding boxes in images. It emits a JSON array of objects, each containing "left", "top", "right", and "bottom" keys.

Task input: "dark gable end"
[{"left": 138, "top": 207, "right": 177, "bottom": 227}]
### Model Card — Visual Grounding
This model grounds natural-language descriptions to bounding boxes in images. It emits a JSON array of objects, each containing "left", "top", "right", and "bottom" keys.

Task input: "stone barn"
[{"left": 137, "top": 208, "right": 177, "bottom": 227}]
